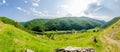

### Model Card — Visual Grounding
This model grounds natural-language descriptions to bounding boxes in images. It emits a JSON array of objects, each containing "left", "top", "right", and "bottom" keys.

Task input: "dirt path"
[
  {"left": 100, "top": 33, "right": 120, "bottom": 52},
  {"left": 104, "top": 35, "right": 120, "bottom": 46}
]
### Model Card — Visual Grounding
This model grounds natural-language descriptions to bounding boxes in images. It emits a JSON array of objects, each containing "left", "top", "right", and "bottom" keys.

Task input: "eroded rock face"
[{"left": 55, "top": 46, "right": 95, "bottom": 52}]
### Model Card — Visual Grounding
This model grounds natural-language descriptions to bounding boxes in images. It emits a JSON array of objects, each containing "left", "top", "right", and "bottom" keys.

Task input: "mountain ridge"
[{"left": 21, "top": 17, "right": 106, "bottom": 32}]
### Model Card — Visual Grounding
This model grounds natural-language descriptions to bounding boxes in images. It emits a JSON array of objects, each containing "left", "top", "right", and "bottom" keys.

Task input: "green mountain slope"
[
  {"left": 102, "top": 16, "right": 120, "bottom": 28},
  {"left": 1, "top": 17, "right": 120, "bottom": 52},
  {"left": 22, "top": 17, "right": 106, "bottom": 32},
  {"left": 21, "top": 19, "right": 50, "bottom": 29},
  {"left": 0, "top": 21, "right": 103, "bottom": 52},
  {"left": 45, "top": 17, "right": 105, "bottom": 31},
  {"left": 100, "top": 18, "right": 120, "bottom": 52},
  {"left": 0, "top": 22, "right": 50, "bottom": 52},
  {"left": 0, "top": 17, "right": 24, "bottom": 29},
  {"left": 0, "top": 17, "right": 33, "bottom": 34}
]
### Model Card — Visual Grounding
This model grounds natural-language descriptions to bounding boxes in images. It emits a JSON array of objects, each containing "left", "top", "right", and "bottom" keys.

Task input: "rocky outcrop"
[
  {"left": 26, "top": 49, "right": 34, "bottom": 52},
  {"left": 55, "top": 46, "right": 95, "bottom": 52}
]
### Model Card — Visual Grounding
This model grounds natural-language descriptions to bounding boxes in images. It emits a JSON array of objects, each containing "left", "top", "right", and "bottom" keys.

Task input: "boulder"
[
  {"left": 55, "top": 46, "right": 95, "bottom": 52},
  {"left": 26, "top": 49, "right": 34, "bottom": 52}
]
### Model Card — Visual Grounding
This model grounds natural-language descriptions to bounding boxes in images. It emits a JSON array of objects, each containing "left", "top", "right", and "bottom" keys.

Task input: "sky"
[{"left": 0, "top": 0, "right": 120, "bottom": 22}]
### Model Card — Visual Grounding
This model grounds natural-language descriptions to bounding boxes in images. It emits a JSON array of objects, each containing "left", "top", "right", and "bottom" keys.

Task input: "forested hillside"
[
  {"left": 102, "top": 16, "right": 120, "bottom": 28},
  {"left": 21, "top": 17, "right": 106, "bottom": 32}
]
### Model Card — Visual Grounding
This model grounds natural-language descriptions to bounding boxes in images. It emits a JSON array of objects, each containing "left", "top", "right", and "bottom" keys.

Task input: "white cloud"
[
  {"left": 17, "top": 7, "right": 22, "bottom": 10},
  {"left": 0, "top": 0, "right": 6, "bottom": 6},
  {"left": 84, "top": 0, "right": 120, "bottom": 21},
  {"left": 16, "top": 6, "right": 48, "bottom": 17},
  {"left": 16, "top": 7, "right": 30, "bottom": 14},
  {"left": 32, "top": 3, "right": 39, "bottom": 7},
  {"left": 59, "top": 0, "right": 99, "bottom": 17},
  {"left": 14, "top": 0, "right": 120, "bottom": 21},
  {"left": 86, "top": 14, "right": 113, "bottom": 21},
  {"left": 24, "top": 0, "right": 28, "bottom": 3},
  {"left": 30, "top": 8, "right": 45, "bottom": 16},
  {"left": 32, "top": 0, "right": 40, "bottom": 7},
  {"left": 30, "top": 8, "right": 58, "bottom": 18}
]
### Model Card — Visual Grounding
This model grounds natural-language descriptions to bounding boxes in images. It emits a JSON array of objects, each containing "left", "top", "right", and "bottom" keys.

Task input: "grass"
[
  {"left": 99, "top": 20, "right": 120, "bottom": 52},
  {"left": 0, "top": 21, "right": 120, "bottom": 52},
  {"left": 0, "top": 22, "right": 50, "bottom": 52}
]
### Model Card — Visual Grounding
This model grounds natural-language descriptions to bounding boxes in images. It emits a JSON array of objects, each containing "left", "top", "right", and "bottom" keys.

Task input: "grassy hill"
[
  {"left": 0, "top": 21, "right": 50, "bottom": 52},
  {"left": 0, "top": 16, "right": 33, "bottom": 34},
  {"left": 99, "top": 18, "right": 120, "bottom": 52},
  {"left": 102, "top": 16, "right": 120, "bottom": 28},
  {"left": 0, "top": 17, "right": 120, "bottom": 52},
  {"left": 0, "top": 21, "right": 103, "bottom": 52},
  {"left": 99, "top": 17, "right": 120, "bottom": 52}
]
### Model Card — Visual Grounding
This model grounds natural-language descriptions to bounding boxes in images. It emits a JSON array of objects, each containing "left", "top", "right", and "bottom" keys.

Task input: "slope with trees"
[
  {"left": 22, "top": 17, "right": 106, "bottom": 32},
  {"left": 102, "top": 16, "right": 120, "bottom": 28}
]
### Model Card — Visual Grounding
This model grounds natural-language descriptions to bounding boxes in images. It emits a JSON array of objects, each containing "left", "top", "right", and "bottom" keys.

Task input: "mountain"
[
  {"left": 102, "top": 16, "right": 120, "bottom": 28},
  {"left": 21, "top": 19, "right": 50, "bottom": 32},
  {"left": 22, "top": 17, "right": 106, "bottom": 32}
]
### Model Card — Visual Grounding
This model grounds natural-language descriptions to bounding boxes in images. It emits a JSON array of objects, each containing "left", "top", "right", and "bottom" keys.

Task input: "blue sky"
[{"left": 0, "top": 0, "right": 120, "bottom": 22}]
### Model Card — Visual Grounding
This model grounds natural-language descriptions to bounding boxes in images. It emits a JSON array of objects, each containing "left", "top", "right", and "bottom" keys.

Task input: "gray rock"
[
  {"left": 55, "top": 46, "right": 95, "bottom": 52},
  {"left": 26, "top": 49, "right": 34, "bottom": 52}
]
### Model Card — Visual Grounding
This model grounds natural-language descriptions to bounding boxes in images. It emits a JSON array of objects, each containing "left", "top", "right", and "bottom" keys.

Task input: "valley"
[{"left": 0, "top": 16, "right": 120, "bottom": 52}]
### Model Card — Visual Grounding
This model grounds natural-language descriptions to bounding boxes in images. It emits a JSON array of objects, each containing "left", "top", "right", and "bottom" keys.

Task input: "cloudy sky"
[{"left": 0, "top": 0, "right": 120, "bottom": 22}]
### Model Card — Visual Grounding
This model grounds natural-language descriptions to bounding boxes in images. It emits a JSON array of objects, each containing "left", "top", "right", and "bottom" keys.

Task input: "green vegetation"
[
  {"left": 0, "top": 22, "right": 103, "bottom": 52},
  {"left": 0, "top": 22, "right": 48, "bottom": 52},
  {"left": 21, "top": 19, "right": 50, "bottom": 32},
  {"left": 102, "top": 16, "right": 120, "bottom": 28},
  {"left": 0, "top": 16, "right": 120, "bottom": 52},
  {"left": 99, "top": 19, "right": 120, "bottom": 52},
  {"left": 0, "top": 16, "right": 34, "bottom": 34},
  {"left": 21, "top": 17, "right": 106, "bottom": 32}
]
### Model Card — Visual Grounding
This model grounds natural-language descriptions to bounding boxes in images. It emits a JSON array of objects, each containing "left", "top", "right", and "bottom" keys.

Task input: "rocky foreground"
[{"left": 55, "top": 46, "right": 95, "bottom": 52}]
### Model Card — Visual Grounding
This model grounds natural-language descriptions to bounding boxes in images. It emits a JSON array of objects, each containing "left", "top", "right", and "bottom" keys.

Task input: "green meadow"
[
  {"left": 0, "top": 17, "right": 120, "bottom": 52},
  {"left": 0, "top": 22, "right": 102, "bottom": 52}
]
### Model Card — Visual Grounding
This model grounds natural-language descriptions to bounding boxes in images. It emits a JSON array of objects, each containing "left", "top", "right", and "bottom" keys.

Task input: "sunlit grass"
[{"left": 0, "top": 21, "right": 120, "bottom": 52}]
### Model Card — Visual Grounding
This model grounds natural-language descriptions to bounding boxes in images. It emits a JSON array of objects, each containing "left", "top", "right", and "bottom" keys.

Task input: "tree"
[{"left": 32, "top": 26, "right": 45, "bottom": 32}]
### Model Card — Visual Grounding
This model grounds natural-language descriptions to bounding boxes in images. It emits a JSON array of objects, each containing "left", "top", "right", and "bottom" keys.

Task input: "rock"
[
  {"left": 55, "top": 48, "right": 65, "bottom": 52},
  {"left": 26, "top": 49, "right": 34, "bottom": 52},
  {"left": 55, "top": 46, "right": 95, "bottom": 52},
  {"left": 14, "top": 38, "right": 19, "bottom": 43},
  {"left": 92, "top": 37, "right": 97, "bottom": 43}
]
